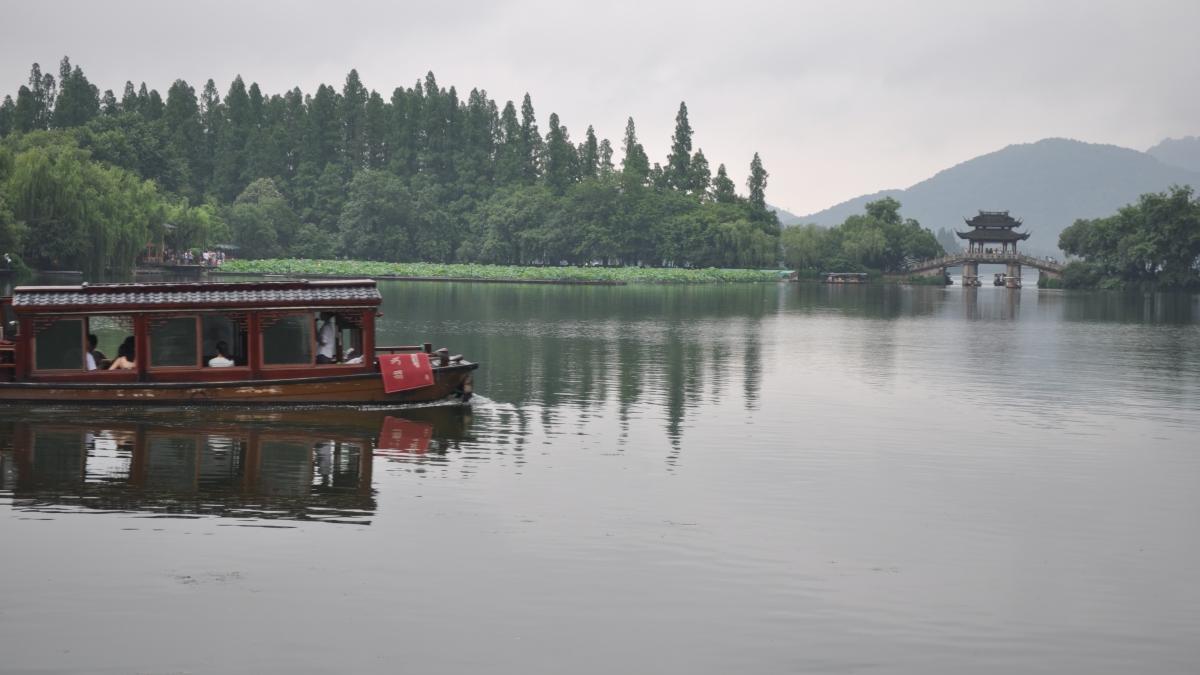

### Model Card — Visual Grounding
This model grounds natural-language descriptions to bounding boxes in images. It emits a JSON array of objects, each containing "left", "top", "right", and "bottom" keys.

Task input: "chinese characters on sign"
[{"left": 380, "top": 352, "right": 435, "bottom": 393}]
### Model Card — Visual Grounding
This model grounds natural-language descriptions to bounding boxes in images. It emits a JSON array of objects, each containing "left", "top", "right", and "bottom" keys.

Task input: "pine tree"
[
  {"left": 164, "top": 79, "right": 204, "bottom": 197},
  {"left": 747, "top": 152, "right": 768, "bottom": 210},
  {"left": 0, "top": 96, "right": 13, "bottom": 136},
  {"left": 280, "top": 87, "right": 308, "bottom": 178},
  {"left": 13, "top": 86, "right": 37, "bottom": 132},
  {"left": 100, "top": 90, "right": 119, "bottom": 116},
  {"left": 579, "top": 125, "right": 599, "bottom": 179},
  {"left": 460, "top": 88, "right": 499, "bottom": 190},
  {"left": 120, "top": 81, "right": 137, "bottom": 113},
  {"left": 52, "top": 57, "right": 99, "bottom": 128},
  {"left": 620, "top": 117, "right": 649, "bottom": 186},
  {"left": 689, "top": 148, "right": 711, "bottom": 196},
  {"left": 305, "top": 83, "right": 340, "bottom": 169},
  {"left": 387, "top": 83, "right": 421, "bottom": 177},
  {"left": 598, "top": 139, "right": 615, "bottom": 175},
  {"left": 340, "top": 69, "right": 368, "bottom": 168},
  {"left": 198, "top": 79, "right": 223, "bottom": 191},
  {"left": 145, "top": 90, "right": 165, "bottom": 119},
  {"left": 543, "top": 112, "right": 577, "bottom": 194},
  {"left": 213, "top": 76, "right": 251, "bottom": 199},
  {"left": 364, "top": 90, "right": 389, "bottom": 170},
  {"left": 712, "top": 163, "right": 737, "bottom": 203},
  {"left": 495, "top": 100, "right": 522, "bottom": 184},
  {"left": 17, "top": 64, "right": 55, "bottom": 130},
  {"left": 518, "top": 93, "right": 541, "bottom": 182},
  {"left": 666, "top": 101, "right": 692, "bottom": 190}
]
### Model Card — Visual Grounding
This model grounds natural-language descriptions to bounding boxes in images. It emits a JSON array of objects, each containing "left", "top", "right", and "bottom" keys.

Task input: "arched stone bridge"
[{"left": 906, "top": 252, "right": 1065, "bottom": 279}]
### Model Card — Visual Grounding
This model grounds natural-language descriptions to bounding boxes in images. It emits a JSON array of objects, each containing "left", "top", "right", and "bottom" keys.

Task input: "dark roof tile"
[{"left": 12, "top": 280, "right": 381, "bottom": 311}]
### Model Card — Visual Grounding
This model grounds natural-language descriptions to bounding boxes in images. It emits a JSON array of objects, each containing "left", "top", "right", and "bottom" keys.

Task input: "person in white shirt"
[
  {"left": 208, "top": 341, "right": 235, "bottom": 367},
  {"left": 316, "top": 313, "right": 337, "bottom": 363},
  {"left": 86, "top": 333, "right": 105, "bottom": 371}
]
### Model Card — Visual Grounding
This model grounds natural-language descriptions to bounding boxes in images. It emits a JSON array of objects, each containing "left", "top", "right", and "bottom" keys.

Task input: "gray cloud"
[{"left": 2, "top": 0, "right": 1197, "bottom": 214}]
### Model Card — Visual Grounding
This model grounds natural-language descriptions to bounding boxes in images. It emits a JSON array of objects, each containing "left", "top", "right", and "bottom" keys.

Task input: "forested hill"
[
  {"left": 799, "top": 138, "right": 1200, "bottom": 253},
  {"left": 0, "top": 58, "right": 780, "bottom": 276},
  {"left": 1147, "top": 136, "right": 1200, "bottom": 173}
]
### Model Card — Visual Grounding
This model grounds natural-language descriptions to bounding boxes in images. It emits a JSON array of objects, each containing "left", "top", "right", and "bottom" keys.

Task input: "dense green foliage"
[
  {"left": 218, "top": 258, "right": 781, "bottom": 283},
  {"left": 781, "top": 197, "right": 943, "bottom": 274},
  {"left": 1058, "top": 186, "right": 1200, "bottom": 289},
  {"left": 1, "top": 58, "right": 782, "bottom": 274}
]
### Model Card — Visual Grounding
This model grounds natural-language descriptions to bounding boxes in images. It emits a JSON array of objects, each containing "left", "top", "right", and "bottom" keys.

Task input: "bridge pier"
[
  {"left": 1006, "top": 262, "right": 1022, "bottom": 288},
  {"left": 961, "top": 261, "right": 980, "bottom": 286}
]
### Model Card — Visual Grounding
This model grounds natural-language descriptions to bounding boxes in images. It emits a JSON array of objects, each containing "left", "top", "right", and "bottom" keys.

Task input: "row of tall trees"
[
  {"left": 1, "top": 58, "right": 781, "bottom": 271},
  {"left": 780, "top": 197, "right": 944, "bottom": 274},
  {"left": 1058, "top": 186, "right": 1200, "bottom": 289}
]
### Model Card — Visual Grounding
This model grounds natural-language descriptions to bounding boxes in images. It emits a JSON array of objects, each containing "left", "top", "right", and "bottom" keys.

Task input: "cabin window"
[
  {"left": 314, "top": 310, "right": 365, "bottom": 364},
  {"left": 149, "top": 317, "right": 199, "bottom": 368},
  {"left": 261, "top": 314, "right": 313, "bottom": 366},
  {"left": 201, "top": 314, "right": 248, "bottom": 367},
  {"left": 34, "top": 319, "right": 84, "bottom": 371},
  {"left": 85, "top": 315, "right": 134, "bottom": 370}
]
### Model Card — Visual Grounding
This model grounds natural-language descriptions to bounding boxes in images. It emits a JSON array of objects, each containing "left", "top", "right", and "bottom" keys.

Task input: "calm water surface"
[{"left": 2, "top": 280, "right": 1199, "bottom": 674}]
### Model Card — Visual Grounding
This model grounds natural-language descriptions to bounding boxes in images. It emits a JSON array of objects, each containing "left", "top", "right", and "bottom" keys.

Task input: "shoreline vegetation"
[
  {"left": 1057, "top": 186, "right": 1200, "bottom": 290},
  {"left": 215, "top": 259, "right": 785, "bottom": 284}
]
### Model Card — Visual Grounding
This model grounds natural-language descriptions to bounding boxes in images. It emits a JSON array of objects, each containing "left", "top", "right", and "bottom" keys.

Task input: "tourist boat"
[
  {"left": 822, "top": 272, "right": 869, "bottom": 284},
  {"left": 0, "top": 279, "right": 477, "bottom": 405},
  {"left": 993, "top": 273, "right": 1022, "bottom": 289}
]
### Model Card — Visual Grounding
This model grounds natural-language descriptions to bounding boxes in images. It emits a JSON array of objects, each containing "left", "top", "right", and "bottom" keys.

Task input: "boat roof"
[{"left": 9, "top": 279, "right": 381, "bottom": 313}]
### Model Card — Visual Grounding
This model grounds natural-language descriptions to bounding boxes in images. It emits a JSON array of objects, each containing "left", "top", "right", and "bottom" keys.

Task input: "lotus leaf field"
[{"left": 218, "top": 259, "right": 786, "bottom": 284}]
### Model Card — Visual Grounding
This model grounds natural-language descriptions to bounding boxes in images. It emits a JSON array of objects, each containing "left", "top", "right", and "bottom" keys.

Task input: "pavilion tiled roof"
[
  {"left": 965, "top": 211, "right": 1023, "bottom": 228},
  {"left": 955, "top": 229, "right": 1031, "bottom": 241},
  {"left": 11, "top": 279, "right": 381, "bottom": 312}
]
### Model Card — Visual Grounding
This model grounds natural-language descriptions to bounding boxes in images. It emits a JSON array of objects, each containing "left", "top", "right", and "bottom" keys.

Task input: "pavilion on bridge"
[{"left": 956, "top": 211, "right": 1030, "bottom": 255}]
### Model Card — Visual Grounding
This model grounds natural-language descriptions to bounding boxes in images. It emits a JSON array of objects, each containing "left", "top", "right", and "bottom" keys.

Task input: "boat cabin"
[
  {"left": 822, "top": 272, "right": 869, "bottom": 284},
  {"left": 0, "top": 279, "right": 380, "bottom": 384}
]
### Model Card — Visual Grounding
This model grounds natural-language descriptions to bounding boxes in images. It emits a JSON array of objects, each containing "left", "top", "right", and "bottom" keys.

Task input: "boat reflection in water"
[{"left": 0, "top": 406, "right": 472, "bottom": 524}]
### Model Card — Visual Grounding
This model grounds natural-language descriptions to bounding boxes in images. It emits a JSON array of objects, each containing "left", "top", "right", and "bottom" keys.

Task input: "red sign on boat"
[{"left": 380, "top": 352, "right": 434, "bottom": 393}]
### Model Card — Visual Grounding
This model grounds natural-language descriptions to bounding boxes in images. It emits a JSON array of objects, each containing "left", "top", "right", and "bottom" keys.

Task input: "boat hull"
[{"left": 0, "top": 363, "right": 476, "bottom": 405}]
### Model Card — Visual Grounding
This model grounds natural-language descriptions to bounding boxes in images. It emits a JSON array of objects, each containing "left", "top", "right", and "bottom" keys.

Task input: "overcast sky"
[{"left": 2, "top": 0, "right": 1198, "bottom": 214}]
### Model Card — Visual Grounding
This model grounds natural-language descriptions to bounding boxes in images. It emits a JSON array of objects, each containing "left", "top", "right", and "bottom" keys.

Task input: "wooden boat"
[
  {"left": 822, "top": 272, "right": 869, "bottom": 284},
  {"left": 0, "top": 279, "right": 477, "bottom": 405}
]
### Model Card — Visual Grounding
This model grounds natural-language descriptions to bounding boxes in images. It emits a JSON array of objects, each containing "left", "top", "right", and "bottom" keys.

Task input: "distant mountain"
[
  {"left": 769, "top": 203, "right": 804, "bottom": 226},
  {"left": 1147, "top": 136, "right": 1200, "bottom": 173},
  {"left": 799, "top": 138, "right": 1200, "bottom": 253}
]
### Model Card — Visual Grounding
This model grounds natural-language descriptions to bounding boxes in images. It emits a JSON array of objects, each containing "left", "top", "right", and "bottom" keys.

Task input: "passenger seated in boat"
[
  {"left": 86, "top": 334, "right": 106, "bottom": 371},
  {"left": 108, "top": 338, "right": 136, "bottom": 370},
  {"left": 316, "top": 312, "right": 337, "bottom": 364},
  {"left": 208, "top": 341, "right": 234, "bottom": 368}
]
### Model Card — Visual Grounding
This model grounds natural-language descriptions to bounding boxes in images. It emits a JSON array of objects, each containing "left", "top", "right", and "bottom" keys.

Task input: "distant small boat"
[
  {"left": 822, "top": 272, "right": 869, "bottom": 284},
  {"left": 994, "top": 272, "right": 1022, "bottom": 289}
]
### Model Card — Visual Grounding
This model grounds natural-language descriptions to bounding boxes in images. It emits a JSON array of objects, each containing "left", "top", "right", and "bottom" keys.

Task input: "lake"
[{"left": 2, "top": 279, "right": 1199, "bottom": 674}]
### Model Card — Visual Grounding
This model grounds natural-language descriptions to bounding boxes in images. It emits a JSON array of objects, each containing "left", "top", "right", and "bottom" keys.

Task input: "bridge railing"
[{"left": 906, "top": 252, "right": 1064, "bottom": 272}]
